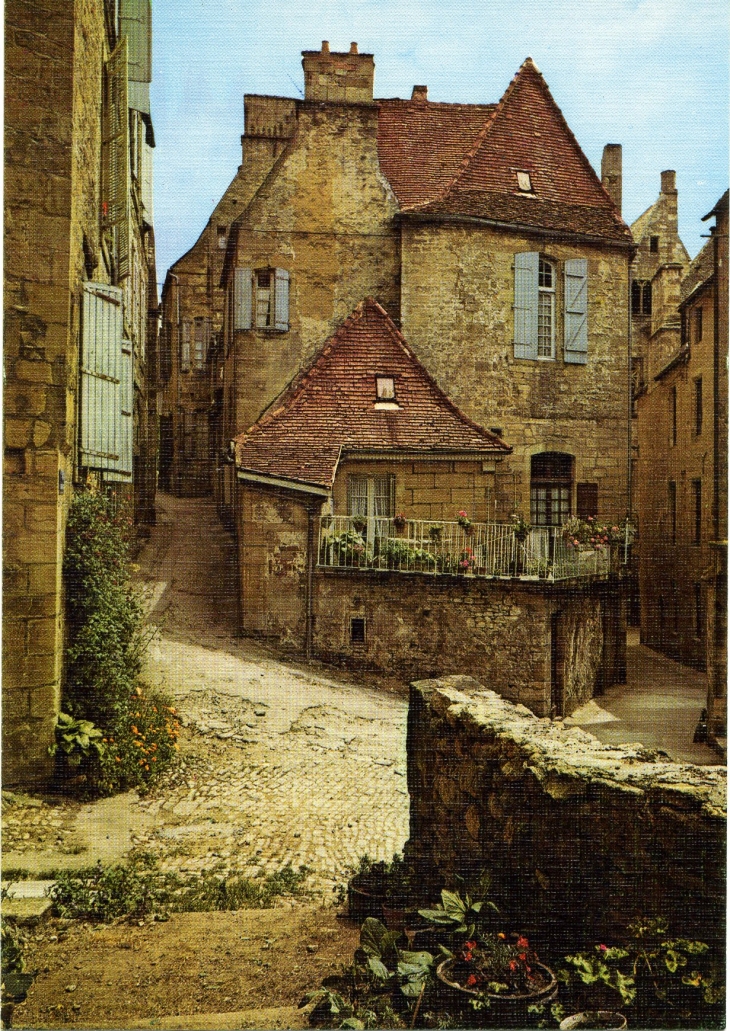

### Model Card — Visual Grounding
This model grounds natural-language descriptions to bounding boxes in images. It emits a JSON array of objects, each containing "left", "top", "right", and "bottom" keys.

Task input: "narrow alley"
[{"left": 132, "top": 492, "right": 411, "bottom": 891}]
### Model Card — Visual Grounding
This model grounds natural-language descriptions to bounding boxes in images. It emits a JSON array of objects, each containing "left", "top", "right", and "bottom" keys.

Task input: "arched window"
[{"left": 530, "top": 452, "right": 573, "bottom": 526}]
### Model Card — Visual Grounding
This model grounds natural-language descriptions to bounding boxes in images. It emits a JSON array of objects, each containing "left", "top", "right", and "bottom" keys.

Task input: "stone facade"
[
  {"left": 406, "top": 677, "right": 726, "bottom": 950},
  {"left": 636, "top": 194, "right": 727, "bottom": 678},
  {"left": 3, "top": 0, "right": 157, "bottom": 786},
  {"left": 236, "top": 481, "right": 625, "bottom": 716}
]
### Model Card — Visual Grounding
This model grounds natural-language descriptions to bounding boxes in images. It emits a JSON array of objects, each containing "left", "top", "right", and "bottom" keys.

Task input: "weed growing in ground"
[{"left": 48, "top": 853, "right": 312, "bottom": 922}]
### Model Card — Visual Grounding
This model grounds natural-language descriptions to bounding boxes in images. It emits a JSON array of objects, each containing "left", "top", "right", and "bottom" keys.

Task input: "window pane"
[{"left": 537, "top": 292, "right": 553, "bottom": 357}]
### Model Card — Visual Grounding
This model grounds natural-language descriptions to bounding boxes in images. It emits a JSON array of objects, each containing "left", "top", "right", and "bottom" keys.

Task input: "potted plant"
[
  {"left": 435, "top": 932, "right": 557, "bottom": 1007},
  {"left": 347, "top": 854, "right": 428, "bottom": 926},
  {"left": 428, "top": 524, "right": 443, "bottom": 543},
  {"left": 393, "top": 512, "right": 407, "bottom": 532},
  {"left": 510, "top": 512, "right": 531, "bottom": 543},
  {"left": 457, "top": 547, "right": 475, "bottom": 574},
  {"left": 456, "top": 510, "right": 472, "bottom": 532},
  {"left": 351, "top": 515, "right": 367, "bottom": 535}
]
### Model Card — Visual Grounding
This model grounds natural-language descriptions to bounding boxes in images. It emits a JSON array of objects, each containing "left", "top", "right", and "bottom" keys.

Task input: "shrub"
[
  {"left": 64, "top": 489, "right": 149, "bottom": 725},
  {"left": 59, "top": 488, "right": 176, "bottom": 795}
]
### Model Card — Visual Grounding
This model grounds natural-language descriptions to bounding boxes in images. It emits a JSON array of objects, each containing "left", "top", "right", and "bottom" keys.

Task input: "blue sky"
[{"left": 150, "top": 0, "right": 728, "bottom": 285}]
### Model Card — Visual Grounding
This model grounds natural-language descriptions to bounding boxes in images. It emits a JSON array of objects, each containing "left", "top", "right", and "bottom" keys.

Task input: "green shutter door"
[
  {"left": 513, "top": 252, "right": 539, "bottom": 359},
  {"left": 274, "top": 268, "right": 290, "bottom": 331},
  {"left": 564, "top": 258, "right": 588, "bottom": 364},
  {"left": 80, "top": 282, "right": 124, "bottom": 474},
  {"left": 234, "top": 268, "right": 253, "bottom": 330}
]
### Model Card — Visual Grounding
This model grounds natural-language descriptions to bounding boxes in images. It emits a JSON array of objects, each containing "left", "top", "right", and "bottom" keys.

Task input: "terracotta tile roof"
[
  {"left": 234, "top": 299, "right": 510, "bottom": 490},
  {"left": 377, "top": 98, "right": 495, "bottom": 209},
  {"left": 378, "top": 60, "right": 631, "bottom": 244}
]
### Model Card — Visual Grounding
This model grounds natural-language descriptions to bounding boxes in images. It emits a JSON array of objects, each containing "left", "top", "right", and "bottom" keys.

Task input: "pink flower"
[{"left": 599, "top": 944, "right": 608, "bottom": 952}]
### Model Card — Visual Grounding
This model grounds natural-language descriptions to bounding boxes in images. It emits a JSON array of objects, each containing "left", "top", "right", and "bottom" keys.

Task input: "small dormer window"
[
  {"left": 516, "top": 171, "right": 533, "bottom": 193},
  {"left": 376, "top": 376, "right": 395, "bottom": 400}
]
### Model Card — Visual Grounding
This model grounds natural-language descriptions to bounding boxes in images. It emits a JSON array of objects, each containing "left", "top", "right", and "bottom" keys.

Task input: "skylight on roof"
[{"left": 516, "top": 171, "right": 533, "bottom": 193}]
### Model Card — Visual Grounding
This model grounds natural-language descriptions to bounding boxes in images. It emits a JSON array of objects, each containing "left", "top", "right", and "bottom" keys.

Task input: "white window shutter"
[
  {"left": 513, "top": 252, "right": 539, "bottom": 359},
  {"left": 274, "top": 268, "right": 290, "bottom": 332},
  {"left": 80, "top": 282, "right": 124, "bottom": 473},
  {"left": 234, "top": 268, "right": 252, "bottom": 330},
  {"left": 181, "top": 320, "right": 191, "bottom": 372},
  {"left": 564, "top": 258, "right": 588, "bottom": 364}
]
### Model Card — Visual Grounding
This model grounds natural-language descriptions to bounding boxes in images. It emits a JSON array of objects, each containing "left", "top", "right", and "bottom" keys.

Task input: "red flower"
[
  {"left": 509, "top": 960, "right": 518, "bottom": 972},
  {"left": 599, "top": 944, "right": 608, "bottom": 952},
  {"left": 466, "top": 974, "right": 479, "bottom": 987},
  {"left": 517, "top": 936, "right": 529, "bottom": 949}
]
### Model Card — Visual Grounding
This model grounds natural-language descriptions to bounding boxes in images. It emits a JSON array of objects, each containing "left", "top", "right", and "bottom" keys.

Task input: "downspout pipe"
[{"left": 305, "top": 507, "right": 316, "bottom": 659}]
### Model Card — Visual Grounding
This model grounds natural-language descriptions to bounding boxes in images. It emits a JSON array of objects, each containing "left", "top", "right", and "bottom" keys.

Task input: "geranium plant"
[
  {"left": 447, "top": 932, "right": 546, "bottom": 996},
  {"left": 510, "top": 512, "right": 532, "bottom": 542},
  {"left": 456, "top": 510, "right": 472, "bottom": 530}
]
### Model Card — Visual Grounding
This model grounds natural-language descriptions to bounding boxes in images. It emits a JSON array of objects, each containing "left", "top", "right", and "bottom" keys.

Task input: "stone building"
[
  {"left": 234, "top": 300, "right": 626, "bottom": 716},
  {"left": 3, "top": 0, "right": 158, "bottom": 785},
  {"left": 636, "top": 191, "right": 727, "bottom": 740},
  {"left": 216, "top": 44, "right": 633, "bottom": 534}
]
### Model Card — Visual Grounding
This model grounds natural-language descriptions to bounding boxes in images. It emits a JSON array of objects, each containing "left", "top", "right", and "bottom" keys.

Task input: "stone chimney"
[
  {"left": 411, "top": 85, "right": 428, "bottom": 103},
  {"left": 601, "top": 144, "right": 622, "bottom": 214},
  {"left": 301, "top": 41, "right": 375, "bottom": 103}
]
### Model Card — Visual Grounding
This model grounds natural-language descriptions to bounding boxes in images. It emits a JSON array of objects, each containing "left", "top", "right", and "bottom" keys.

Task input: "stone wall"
[
  {"left": 406, "top": 676, "right": 726, "bottom": 951},
  {"left": 3, "top": 0, "right": 81, "bottom": 786},
  {"left": 237, "top": 481, "right": 625, "bottom": 716},
  {"left": 400, "top": 221, "right": 631, "bottom": 525}
]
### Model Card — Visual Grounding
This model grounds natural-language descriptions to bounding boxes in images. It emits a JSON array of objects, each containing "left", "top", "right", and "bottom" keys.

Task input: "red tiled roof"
[
  {"left": 234, "top": 299, "right": 510, "bottom": 490},
  {"left": 377, "top": 60, "right": 631, "bottom": 244},
  {"left": 377, "top": 98, "right": 495, "bottom": 209}
]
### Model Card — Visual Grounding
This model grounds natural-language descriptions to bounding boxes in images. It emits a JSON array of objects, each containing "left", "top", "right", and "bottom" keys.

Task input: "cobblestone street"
[{"left": 133, "top": 493, "right": 410, "bottom": 893}]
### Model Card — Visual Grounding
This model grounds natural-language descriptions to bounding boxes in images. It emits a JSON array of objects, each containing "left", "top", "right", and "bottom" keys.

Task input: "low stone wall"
[
  {"left": 407, "top": 676, "right": 726, "bottom": 951},
  {"left": 314, "top": 570, "right": 623, "bottom": 716}
]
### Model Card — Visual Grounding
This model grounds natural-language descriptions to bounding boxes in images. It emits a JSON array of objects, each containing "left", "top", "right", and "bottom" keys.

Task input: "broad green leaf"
[
  {"left": 441, "top": 890, "right": 467, "bottom": 920},
  {"left": 399, "top": 951, "right": 433, "bottom": 968},
  {"left": 360, "top": 917, "right": 386, "bottom": 957},
  {"left": 340, "top": 1020, "right": 365, "bottom": 1029},
  {"left": 367, "top": 956, "right": 390, "bottom": 981},
  {"left": 400, "top": 979, "right": 426, "bottom": 998}
]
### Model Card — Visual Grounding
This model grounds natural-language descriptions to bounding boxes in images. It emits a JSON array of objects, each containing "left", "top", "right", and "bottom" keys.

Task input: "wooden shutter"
[
  {"left": 564, "top": 258, "right": 588, "bottom": 364},
  {"left": 274, "top": 268, "right": 290, "bottom": 332},
  {"left": 181, "top": 320, "right": 191, "bottom": 372},
  {"left": 513, "top": 252, "right": 539, "bottom": 359},
  {"left": 80, "top": 282, "right": 126, "bottom": 474},
  {"left": 234, "top": 268, "right": 252, "bottom": 330},
  {"left": 106, "top": 340, "right": 134, "bottom": 481},
  {"left": 576, "top": 482, "right": 598, "bottom": 520},
  {"left": 103, "top": 39, "right": 130, "bottom": 280}
]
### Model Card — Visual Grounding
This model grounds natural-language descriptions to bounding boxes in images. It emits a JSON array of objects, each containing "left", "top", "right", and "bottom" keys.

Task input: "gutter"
[
  {"left": 235, "top": 468, "right": 330, "bottom": 497},
  {"left": 399, "top": 211, "right": 635, "bottom": 251}
]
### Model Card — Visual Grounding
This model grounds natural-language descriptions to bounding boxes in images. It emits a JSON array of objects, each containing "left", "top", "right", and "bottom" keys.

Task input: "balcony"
[{"left": 317, "top": 516, "right": 617, "bottom": 582}]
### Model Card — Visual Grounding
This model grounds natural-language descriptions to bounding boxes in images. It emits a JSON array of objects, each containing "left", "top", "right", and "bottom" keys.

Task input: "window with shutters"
[
  {"left": 514, "top": 253, "right": 587, "bottom": 363},
  {"left": 233, "top": 267, "right": 290, "bottom": 332},
  {"left": 80, "top": 282, "right": 132, "bottom": 481},
  {"left": 530, "top": 452, "right": 573, "bottom": 526},
  {"left": 193, "top": 316, "right": 211, "bottom": 371}
]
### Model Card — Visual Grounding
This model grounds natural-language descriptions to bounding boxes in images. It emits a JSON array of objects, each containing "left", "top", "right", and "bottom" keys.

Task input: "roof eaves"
[
  {"left": 654, "top": 345, "right": 690, "bottom": 382},
  {"left": 397, "top": 209, "right": 634, "bottom": 248}
]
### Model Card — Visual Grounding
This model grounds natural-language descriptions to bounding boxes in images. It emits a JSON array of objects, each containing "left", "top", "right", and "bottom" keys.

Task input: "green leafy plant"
[
  {"left": 428, "top": 524, "right": 443, "bottom": 542},
  {"left": 48, "top": 854, "right": 312, "bottom": 923},
  {"left": 323, "top": 530, "right": 369, "bottom": 566},
  {"left": 456, "top": 510, "right": 472, "bottom": 530},
  {"left": 561, "top": 916, "right": 725, "bottom": 1027},
  {"left": 510, "top": 512, "right": 532, "bottom": 542},
  {"left": 379, "top": 540, "right": 437, "bottom": 571},
  {"left": 419, "top": 887, "right": 498, "bottom": 939},
  {"left": 49, "top": 713, "right": 105, "bottom": 767}
]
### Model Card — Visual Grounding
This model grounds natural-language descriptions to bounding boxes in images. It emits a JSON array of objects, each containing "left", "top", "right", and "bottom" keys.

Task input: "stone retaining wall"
[{"left": 406, "top": 676, "right": 726, "bottom": 950}]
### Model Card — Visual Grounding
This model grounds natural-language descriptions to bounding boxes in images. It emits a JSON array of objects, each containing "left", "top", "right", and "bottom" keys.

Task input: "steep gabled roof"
[
  {"left": 377, "top": 98, "right": 495, "bottom": 209},
  {"left": 395, "top": 59, "right": 631, "bottom": 244},
  {"left": 235, "top": 299, "right": 510, "bottom": 490},
  {"left": 680, "top": 238, "right": 715, "bottom": 305}
]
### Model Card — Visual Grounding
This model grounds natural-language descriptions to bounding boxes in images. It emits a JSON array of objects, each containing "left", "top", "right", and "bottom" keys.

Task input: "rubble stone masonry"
[{"left": 407, "top": 677, "right": 726, "bottom": 950}]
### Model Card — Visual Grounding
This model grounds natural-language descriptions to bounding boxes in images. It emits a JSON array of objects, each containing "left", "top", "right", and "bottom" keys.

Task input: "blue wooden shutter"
[
  {"left": 513, "top": 252, "right": 539, "bottom": 359},
  {"left": 80, "top": 282, "right": 124, "bottom": 473},
  {"left": 234, "top": 268, "right": 252, "bottom": 330},
  {"left": 564, "top": 258, "right": 588, "bottom": 364},
  {"left": 106, "top": 340, "right": 133, "bottom": 481},
  {"left": 274, "top": 268, "right": 290, "bottom": 331}
]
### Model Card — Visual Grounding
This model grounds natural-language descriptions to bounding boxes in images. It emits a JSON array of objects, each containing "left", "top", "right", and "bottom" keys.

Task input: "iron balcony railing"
[{"left": 317, "top": 516, "right": 615, "bottom": 581}]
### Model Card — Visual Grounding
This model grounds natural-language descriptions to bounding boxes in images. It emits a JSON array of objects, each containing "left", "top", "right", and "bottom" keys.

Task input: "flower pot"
[
  {"left": 436, "top": 957, "right": 558, "bottom": 1006},
  {"left": 347, "top": 875, "right": 384, "bottom": 921},
  {"left": 559, "top": 1012, "right": 627, "bottom": 1030}
]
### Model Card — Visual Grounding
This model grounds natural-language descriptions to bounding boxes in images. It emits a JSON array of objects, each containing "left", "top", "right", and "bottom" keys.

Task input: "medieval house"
[
  {"left": 3, "top": 0, "right": 158, "bottom": 784},
  {"left": 635, "top": 191, "right": 728, "bottom": 741}
]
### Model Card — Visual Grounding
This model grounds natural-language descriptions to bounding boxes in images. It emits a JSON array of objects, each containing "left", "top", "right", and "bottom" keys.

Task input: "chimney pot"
[
  {"left": 412, "top": 85, "right": 428, "bottom": 101},
  {"left": 661, "top": 169, "right": 677, "bottom": 194},
  {"left": 321, "top": 40, "right": 330, "bottom": 53},
  {"left": 349, "top": 42, "right": 358, "bottom": 54}
]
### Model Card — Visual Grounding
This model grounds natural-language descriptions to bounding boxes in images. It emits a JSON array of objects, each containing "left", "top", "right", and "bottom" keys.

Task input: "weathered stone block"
[
  {"left": 26, "top": 617, "right": 59, "bottom": 656},
  {"left": 4, "top": 416, "right": 33, "bottom": 448},
  {"left": 29, "top": 683, "right": 60, "bottom": 718},
  {"left": 28, "top": 563, "right": 61, "bottom": 595}
]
